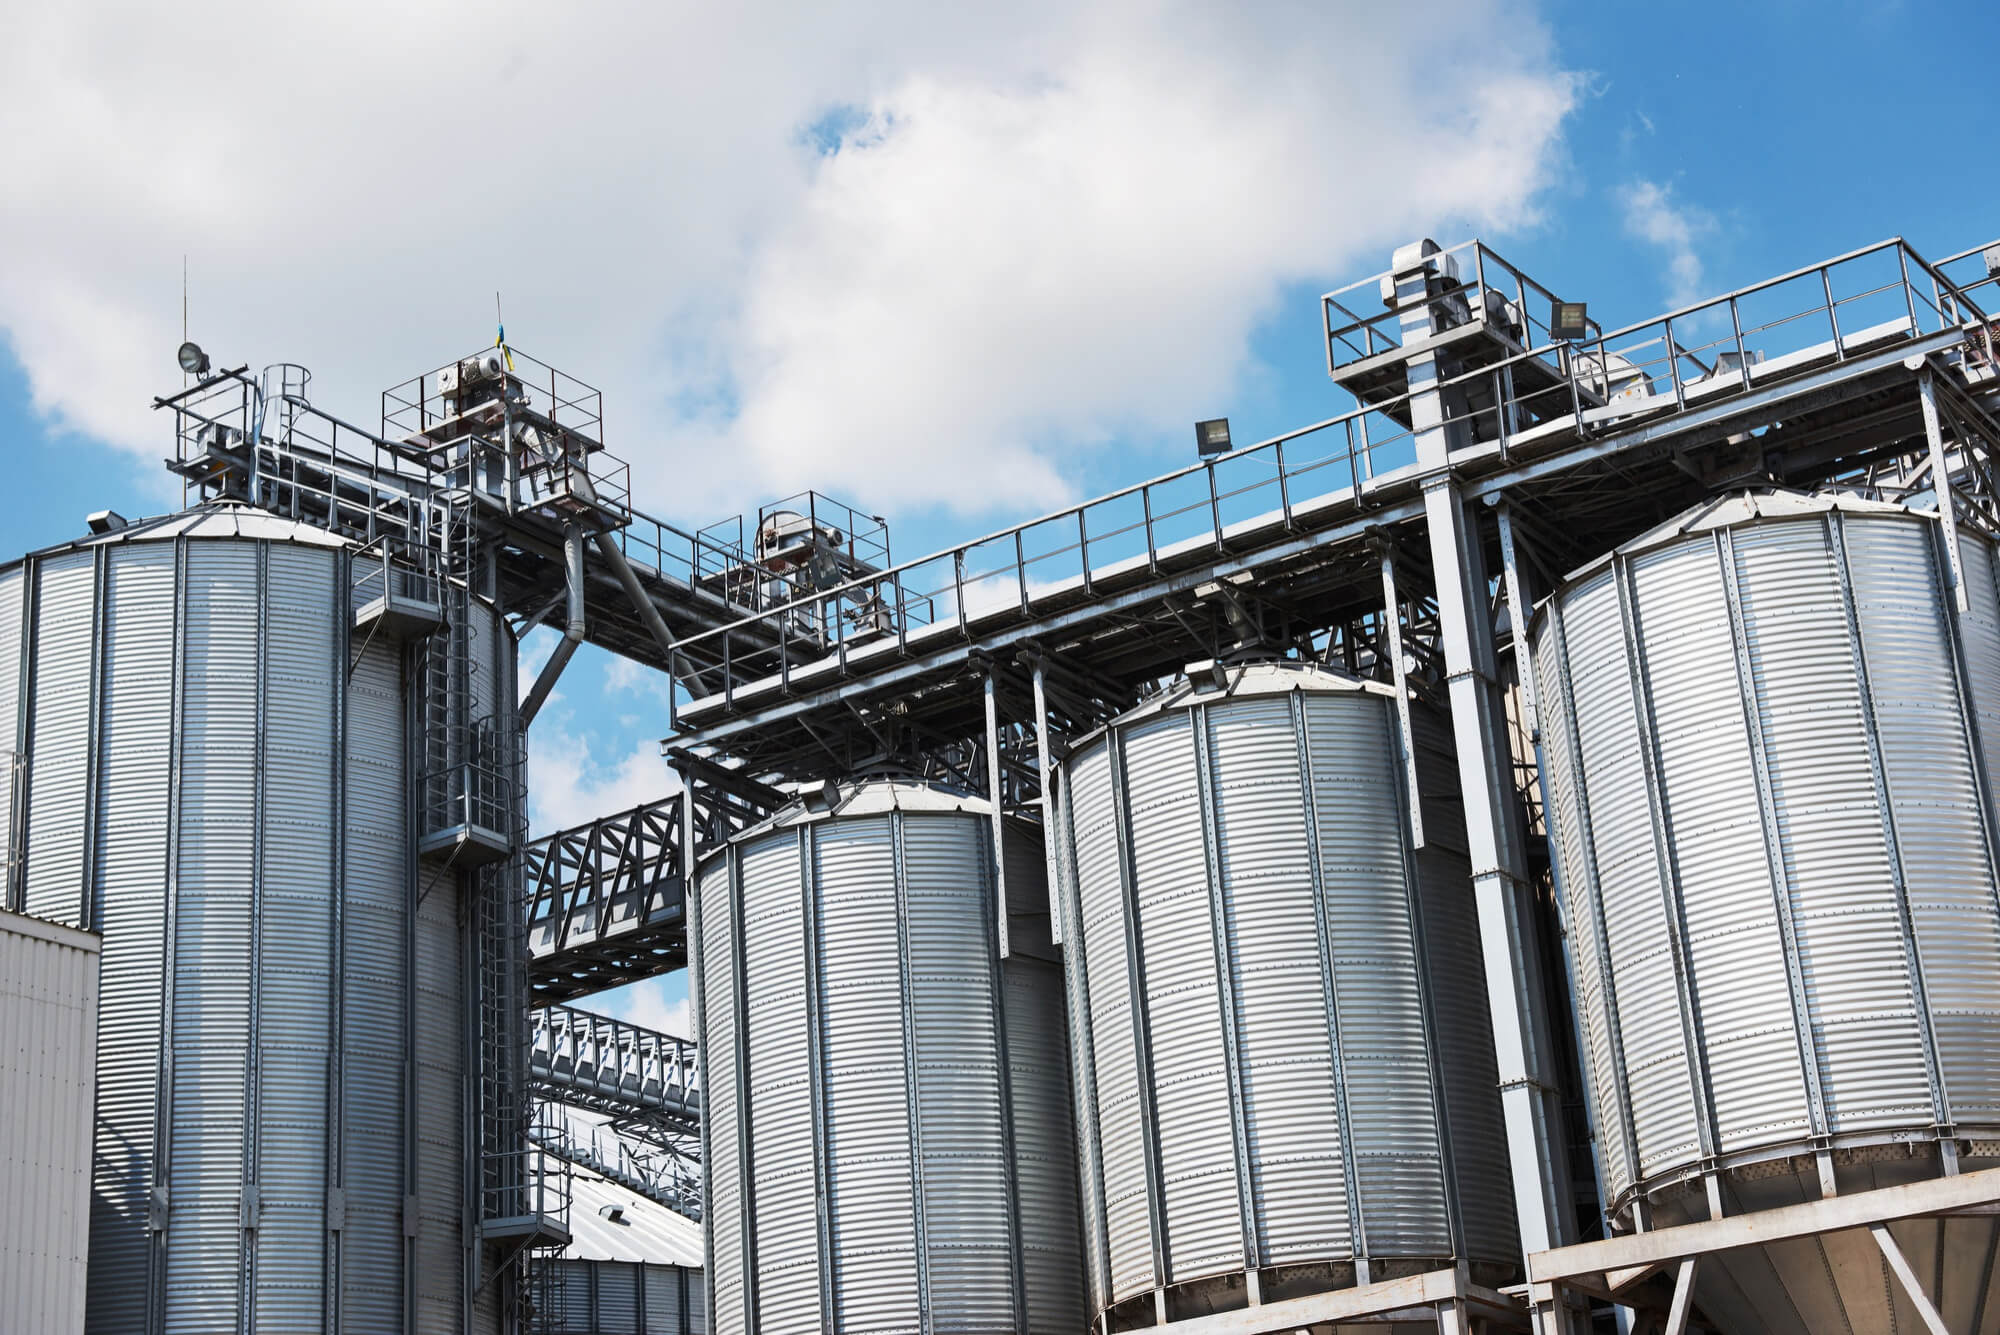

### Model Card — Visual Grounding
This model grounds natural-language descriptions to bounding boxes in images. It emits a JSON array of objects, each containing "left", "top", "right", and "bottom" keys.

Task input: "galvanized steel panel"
[
  {"left": 694, "top": 850, "right": 746, "bottom": 1335},
  {"left": 85, "top": 543, "right": 176, "bottom": 1329},
  {"left": 738, "top": 833, "right": 818, "bottom": 1331},
  {"left": 1300, "top": 695, "right": 1448, "bottom": 1258},
  {"left": 253, "top": 546, "right": 337, "bottom": 1330},
  {"left": 23, "top": 551, "right": 95, "bottom": 924},
  {"left": 1407, "top": 706, "right": 1518, "bottom": 1268},
  {"left": 1065, "top": 740, "right": 1153, "bottom": 1300},
  {"left": 1121, "top": 711, "right": 1239, "bottom": 1281},
  {"left": 1004, "top": 954, "right": 1084, "bottom": 1333},
  {"left": 413, "top": 835, "right": 463, "bottom": 1335},
  {"left": 1552, "top": 569, "right": 1704, "bottom": 1177},
  {"left": 903, "top": 814, "right": 1012, "bottom": 1326},
  {"left": 1731, "top": 521, "right": 1928, "bottom": 1134},
  {"left": 342, "top": 634, "right": 407, "bottom": 1328},
  {"left": 1533, "top": 499, "right": 2000, "bottom": 1214},
  {"left": 598, "top": 1262, "right": 640, "bottom": 1329},
  {"left": 164, "top": 542, "right": 259, "bottom": 1332},
  {"left": 1215, "top": 696, "right": 1348, "bottom": 1262},
  {"left": 1847, "top": 519, "right": 2000, "bottom": 1124},
  {"left": 1630, "top": 538, "right": 1808, "bottom": 1152}
]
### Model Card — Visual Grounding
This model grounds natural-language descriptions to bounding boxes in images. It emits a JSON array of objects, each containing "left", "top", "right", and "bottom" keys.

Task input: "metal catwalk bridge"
[
  {"left": 528, "top": 1003, "right": 702, "bottom": 1218},
  {"left": 525, "top": 757, "right": 779, "bottom": 1003}
]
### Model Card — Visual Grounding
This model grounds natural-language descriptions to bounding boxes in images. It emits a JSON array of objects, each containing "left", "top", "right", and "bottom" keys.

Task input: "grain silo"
[
  {"left": 1049, "top": 659, "right": 1518, "bottom": 1327},
  {"left": 0, "top": 503, "right": 520, "bottom": 1334},
  {"left": 689, "top": 780, "right": 1083, "bottom": 1335},
  {"left": 1532, "top": 490, "right": 2000, "bottom": 1330}
]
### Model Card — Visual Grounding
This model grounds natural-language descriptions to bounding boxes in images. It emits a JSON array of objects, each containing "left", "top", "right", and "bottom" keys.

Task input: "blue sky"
[{"left": 4, "top": 0, "right": 1995, "bottom": 1033}]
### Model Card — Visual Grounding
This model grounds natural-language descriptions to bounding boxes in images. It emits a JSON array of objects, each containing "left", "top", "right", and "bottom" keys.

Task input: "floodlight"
[
  {"left": 177, "top": 341, "right": 211, "bottom": 376},
  {"left": 1550, "top": 301, "right": 1589, "bottom": 342},
  {"left": 1195, "top": 417, "right": 1233, "bottom": 457}
]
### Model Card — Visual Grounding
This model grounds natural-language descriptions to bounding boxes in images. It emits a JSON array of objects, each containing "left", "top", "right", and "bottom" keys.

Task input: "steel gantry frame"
[{"left": 657, "top": 231, "right": 2000, "bottom": 1333}]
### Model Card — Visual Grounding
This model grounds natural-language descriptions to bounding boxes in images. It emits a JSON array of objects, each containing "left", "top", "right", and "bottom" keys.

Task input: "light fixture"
[
  {"left": 1195, "top": 417, "right": 1232, "bottom": 457},
  {"left": 1550, "top": 300, "right": 1589, "bottom": 342},
  {"left": 177, "top": 341, "right": 211, "bottom": 376}
]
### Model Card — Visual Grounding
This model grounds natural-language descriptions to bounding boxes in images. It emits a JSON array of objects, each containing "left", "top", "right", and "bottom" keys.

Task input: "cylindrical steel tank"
[
  {"left": 1051, "top": 660, "right": 1518, "bottom": 1323},
  {"left": 1532, "top": 491, "right": 2000, "bottom": 1327},
  {"left": 0, "top": 504, "right": 514, "bottom": 1334},
  {"left": 690, "top": 780, "right": 1083, "bottom": 1335}
]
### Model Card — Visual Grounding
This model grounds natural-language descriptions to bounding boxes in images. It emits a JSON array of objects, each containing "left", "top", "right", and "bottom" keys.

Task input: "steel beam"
[
  {"left": 1396, "top": 246, "right": 1570, "bottom": 1256},
  {"left": 1663, "top": 1258, "right": 1698, "bottom": 1335},
  {"left": 1527, "top": 1165, "right": 2000, "bottom": 1283},
  {"left": 1870, "top": 1225, "right": 1951, "bottom": 1335},
  {"left": 1120, "top": 1265, "right": 1517, "bottom": 1335}
]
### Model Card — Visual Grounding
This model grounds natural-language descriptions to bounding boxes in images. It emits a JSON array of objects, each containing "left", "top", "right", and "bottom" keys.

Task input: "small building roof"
[{"left": 560, "top": 1167, "right": 705, "bottom": 1268}]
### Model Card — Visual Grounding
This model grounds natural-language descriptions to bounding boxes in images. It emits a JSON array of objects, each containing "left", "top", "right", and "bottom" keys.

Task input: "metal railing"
[
  {"left": 1322, "top": 238, "right": 1601, "bottom": 372},
  {"left": 486, "top": 1106, "right": 576, "bottom": 1231},
  {"left": 349, "top": 532, "right": 443, "bottom": 610},
  {"left": 529, "top": 1115, "right": 703, "bottom": 1220},
  {"left": 666, "top": 237, "right": 1988, "bottom": 724},
  {"left": 418, "top": 716, "right": 524, "bottom": 848}
]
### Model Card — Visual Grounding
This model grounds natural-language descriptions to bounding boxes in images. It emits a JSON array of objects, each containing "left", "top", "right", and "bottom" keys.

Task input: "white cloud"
[
  {"left": 2, "top": 1, "right": 1579, "bottom": 527},
  {"left": 1616, "top": 179, "right": 1715, "bottom": 310},
  {"left": 587, "top": 977, "right": 693, "bottom": 1040},
  {"left": 525, "top": 700, "right": 677, "bottom": 835}
]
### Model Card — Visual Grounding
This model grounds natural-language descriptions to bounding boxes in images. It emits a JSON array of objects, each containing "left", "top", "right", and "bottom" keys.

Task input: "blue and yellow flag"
[{"left": 494, "top": 294, "right": 515, "bottom": 372}]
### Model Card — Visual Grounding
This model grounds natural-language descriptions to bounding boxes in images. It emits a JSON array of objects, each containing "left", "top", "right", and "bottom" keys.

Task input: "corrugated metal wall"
[
  {"left": 1053, "top": 663, "right": 1517, "bottom": 1319},
  {"left": 0, "top": 909, "right": 100, "bottom": 1335},
  {"left": 344, "top": 630, "right": 409, "bottom": 1329},
  {"left": 1533, "top": 499, "right": 2000, "bottom": 1216},
  {"left": 691, "top": 788, "right": 1082, "bottom": 1334},
  {"left": 546, "top": 1260, "right": 706, "bottom": 1334},
  {"left": 0, "top": 526, "right": 502, "bottom": 1335}
]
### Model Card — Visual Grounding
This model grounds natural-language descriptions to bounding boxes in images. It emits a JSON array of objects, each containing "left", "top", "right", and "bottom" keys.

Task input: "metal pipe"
[
  {"left": 984, "top": 671, "right": 1011, "bottom": 959},
  {"left": 519, "top": 526, "right": 586, "bottom": 728}
]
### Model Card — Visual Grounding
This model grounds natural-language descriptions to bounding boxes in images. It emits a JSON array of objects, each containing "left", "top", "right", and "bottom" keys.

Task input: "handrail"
[{"left": 663, "top": 235, "right": 1988, "bottom": 709}]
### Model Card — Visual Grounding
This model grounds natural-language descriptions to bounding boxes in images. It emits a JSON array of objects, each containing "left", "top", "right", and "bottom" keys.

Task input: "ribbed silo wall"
[
  {"left": 1532, "top": 491, "right": 2000, "bottom": 1326},
  {"left": 690, "top": 782, "right": 1083, "bottom": 1335},
  {"left": 1050, "top": 661, "right": 1518, "bottom": 1323},
  {"left": 0, "top": 513, "right": 507, "bottom": 1334}
]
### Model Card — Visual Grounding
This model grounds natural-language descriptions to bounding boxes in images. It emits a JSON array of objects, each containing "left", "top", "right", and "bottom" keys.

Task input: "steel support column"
[{"left": 1395, "top": 242, "right": 1570, "bottom": 1255}]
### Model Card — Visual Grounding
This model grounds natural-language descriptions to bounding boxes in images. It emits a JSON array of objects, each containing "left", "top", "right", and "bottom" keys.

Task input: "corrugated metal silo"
[
  {"left": 1532, "top": 490, "right": 2000, "bottom": 1329},
  {"left": 1050, "top": 660, "right": 1519, "bottom": 1325},
  {"left": 0, "top": 504, "right": 515, "bottom": 1335},
  {"left": 690, "top": 780, "right": 1083, "bottom": 1335}
]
